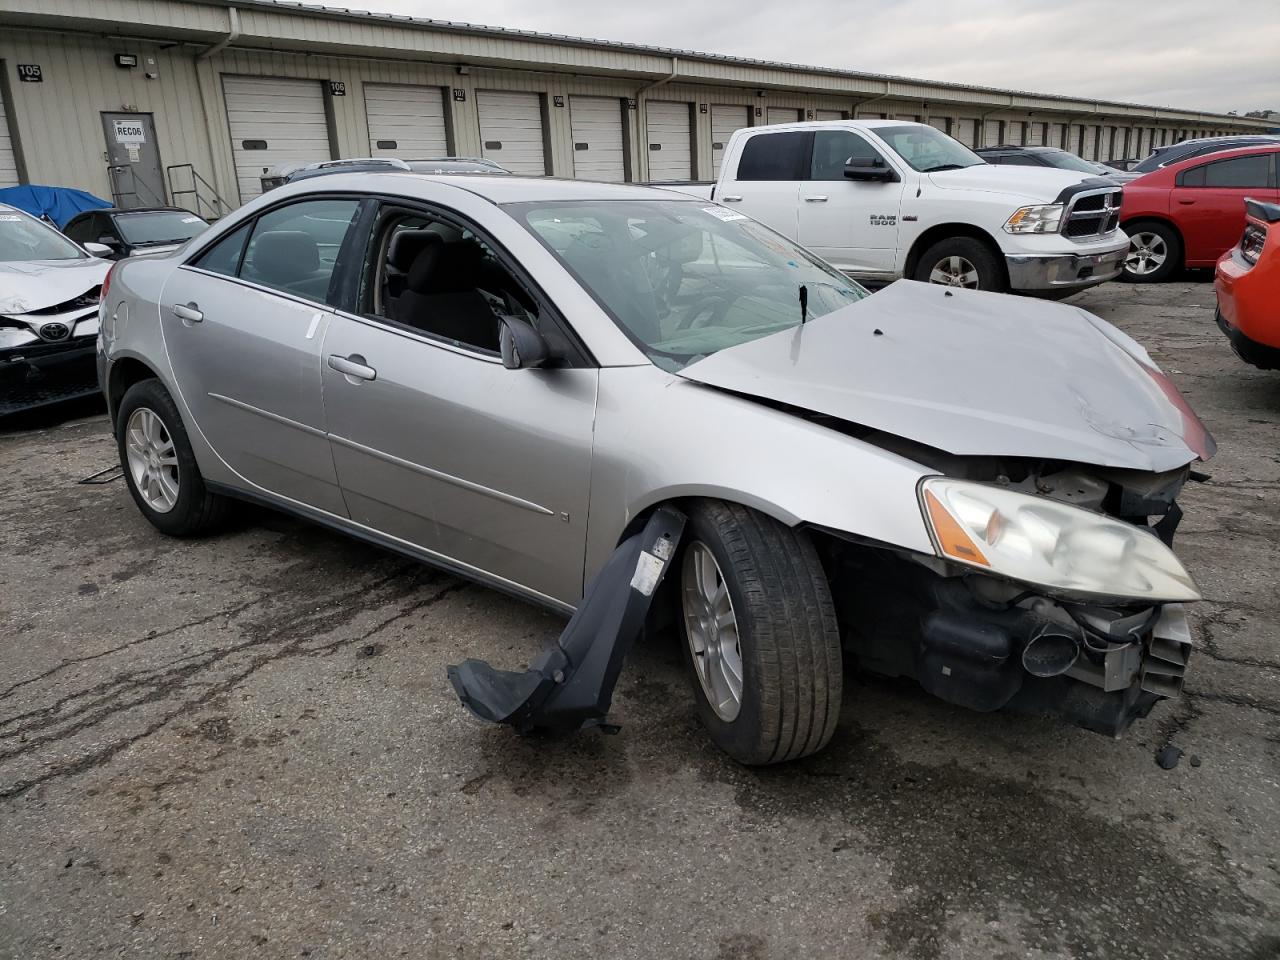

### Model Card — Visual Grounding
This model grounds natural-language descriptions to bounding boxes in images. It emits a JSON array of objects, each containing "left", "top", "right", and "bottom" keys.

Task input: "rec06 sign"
[{"left": 112, "top": 119, "right": 147, "bottom": 145}]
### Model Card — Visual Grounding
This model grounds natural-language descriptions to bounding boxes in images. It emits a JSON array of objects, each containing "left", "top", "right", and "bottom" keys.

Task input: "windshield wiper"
[
  {"left": 921, "top": 163, "right": 969, "bottom": 173},
  {"left": 799, "top": 284, "right": 808, "bottom": 325}
]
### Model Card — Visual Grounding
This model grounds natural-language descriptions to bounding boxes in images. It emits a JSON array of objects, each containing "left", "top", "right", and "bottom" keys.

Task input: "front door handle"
[
  {"left": 1177, "top": 198, "right": 1195, "bottom": 205},
  {"left": 805, "top": 195, "right": 829, "bottom": 202},
  {"left": 328, "top": 353, "right": 377, "bottom": 382},
  {"left": 172, "top": 302, "right": 203, "bottom": 323},
  {"left": 720, "top": 195, "right": 743, "bottom": 202}
]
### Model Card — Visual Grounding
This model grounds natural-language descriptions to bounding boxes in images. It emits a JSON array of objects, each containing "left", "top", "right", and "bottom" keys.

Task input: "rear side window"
[
  {"left": 191, "top": 223, "right": 251, "bottom": 277},
  {"left": 735, "top": 132, "right": 811, "bottom": 181},
  {"left": 1180, "top": 154, "right": 1272, "bottom": 188}
]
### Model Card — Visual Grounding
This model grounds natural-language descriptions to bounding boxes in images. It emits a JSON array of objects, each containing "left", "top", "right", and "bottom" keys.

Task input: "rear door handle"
[
  {"left": 172, "top": 303, "right": 203, "bottom": 323},
  {"left": 720, "top": 195, "right": 743, "bottom": 202},
  {"left": 327, "top": 353, "right": 377, "bottom": 381},
  {"left": 1177, "top": 198, "right": 1195, "bottom": 205},
  {"left": 805, "top": 196, "right": 829, "bottom": 202}
]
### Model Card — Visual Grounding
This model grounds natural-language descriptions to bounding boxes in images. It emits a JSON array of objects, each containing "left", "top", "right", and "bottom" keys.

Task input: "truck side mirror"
[
  {"left": 499, "top": 315, "right": 551, "bottom": 370},
  {"left": 844, "top": 158, "right": 900, "bottom": 183}
]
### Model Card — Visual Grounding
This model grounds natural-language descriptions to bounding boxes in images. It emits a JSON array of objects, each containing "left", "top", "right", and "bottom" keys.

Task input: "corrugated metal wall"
[{"left": 0, "top": 24, "right": 1258, "bottom": 206}]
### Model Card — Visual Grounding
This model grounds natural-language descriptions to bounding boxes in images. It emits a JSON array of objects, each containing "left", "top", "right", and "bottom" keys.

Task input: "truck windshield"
[
  {"left": 514, "top": 199, "right": 868, "bottom": 371},
  {"left": 0, "top": 211, "right": 86, "bottom": 262},
  {"left": 877, "top": 124, "right": 985, "bottom": 173}
]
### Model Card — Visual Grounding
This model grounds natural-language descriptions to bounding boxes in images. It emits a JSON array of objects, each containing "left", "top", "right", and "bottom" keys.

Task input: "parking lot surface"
[{"left": 1, "top": 279, "right": 1278, "bottom": 960}]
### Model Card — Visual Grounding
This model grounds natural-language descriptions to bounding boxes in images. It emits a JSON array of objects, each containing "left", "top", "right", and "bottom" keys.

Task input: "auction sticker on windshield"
[{"left": 703, "top": 206, "right": 746, "bottom": 222}]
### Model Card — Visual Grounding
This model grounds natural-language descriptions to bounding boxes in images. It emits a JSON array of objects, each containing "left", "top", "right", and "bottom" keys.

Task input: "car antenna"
[{"left": 799, "top": 283, "right": 809, "bottom": 324}]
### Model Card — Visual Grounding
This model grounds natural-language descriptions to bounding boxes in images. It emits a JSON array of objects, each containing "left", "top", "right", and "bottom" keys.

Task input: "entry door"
[
  {"left": 710, "top": 105, "right": 749, "bottom": 177},
  {"left": 159, "top": 197, "right": 361, "bottom": 514},
  {"left": 102, "top": 113, "right": 166, "bottom": 208},
  {"left": 569, "top": 96, "right": 626, "bottom": 182},
  {"left": 798, "top": 127, "right": 904, "bottom": 275},
  {"left": 321, "top": 319, "right": 598, "bottom": 606},
  {"left": 477, "top": 91, "right": 547, "bottom": 175},
  {"left": 645, "top": 101, "right": 693, "bottom": 180}
]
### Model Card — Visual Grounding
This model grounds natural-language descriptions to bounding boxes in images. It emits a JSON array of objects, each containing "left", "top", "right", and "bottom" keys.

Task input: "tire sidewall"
[
  {"left": 913, "top": 237, "right": 1006, "bottom": 292},
  {"left": 1121, "top": 221, "right": 1180, "bottom": 283},
  {"left": 676, "top": 511, "right": 773, "bottom": 765},
  {"left": 115, "top": 380, "right": 210, "bottom": 536}
]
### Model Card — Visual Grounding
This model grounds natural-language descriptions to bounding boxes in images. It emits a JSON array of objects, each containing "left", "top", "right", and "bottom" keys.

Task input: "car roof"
[
  {"left": 1154, "top": 143, "right": 1280, "bottom": 173},
  {"left": 376, "top": 173, "right": 702, "bottom": 204}
]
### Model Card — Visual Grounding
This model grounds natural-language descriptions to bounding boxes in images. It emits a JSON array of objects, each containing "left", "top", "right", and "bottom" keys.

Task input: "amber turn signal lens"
[{"left": 923, "top": 488, "right": 990, "bottom": 567}]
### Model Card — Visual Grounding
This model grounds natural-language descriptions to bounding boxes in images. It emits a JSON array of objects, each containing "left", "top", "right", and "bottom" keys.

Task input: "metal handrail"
[{"left": 165, "top": 163, "right": 233, "bottom": 220}]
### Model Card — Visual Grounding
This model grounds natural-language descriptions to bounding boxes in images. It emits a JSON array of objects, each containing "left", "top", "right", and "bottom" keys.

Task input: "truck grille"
[{"left": 1062, "top": 188, "right": 1122, "bottom": 240}]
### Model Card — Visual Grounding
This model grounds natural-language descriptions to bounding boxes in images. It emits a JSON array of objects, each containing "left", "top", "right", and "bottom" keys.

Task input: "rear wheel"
[
  {"left": 1122, "top": 221, "right": 1182, "bottom": 283},
  {"left": 116, "top": 379, "right": 229, "bottom": 537},
  {"left": 913, "top": 236, "right": 1007, "bottom": 292},
  {"left": 678, "top": 500, "right": 842, "bottom": 765}
]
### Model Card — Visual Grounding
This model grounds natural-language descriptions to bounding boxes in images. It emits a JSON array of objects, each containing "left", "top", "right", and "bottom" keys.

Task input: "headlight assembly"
[
  {"left": 919, "top": 477, "right": 1200, "bottom": 603},
  {"left": 1004, "top": 203, "right": 1064, "bottom": 234}
]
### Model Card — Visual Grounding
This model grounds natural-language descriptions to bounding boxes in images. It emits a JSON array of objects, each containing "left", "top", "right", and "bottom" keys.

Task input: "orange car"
[{"left": 1215, "top": 198, "right": 1280, "bottom": 369}]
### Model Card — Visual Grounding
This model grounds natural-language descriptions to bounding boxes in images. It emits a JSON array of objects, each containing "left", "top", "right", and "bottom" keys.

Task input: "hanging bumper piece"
[{"left": 447, "top": 505, "right": 687, "bottom": 736}]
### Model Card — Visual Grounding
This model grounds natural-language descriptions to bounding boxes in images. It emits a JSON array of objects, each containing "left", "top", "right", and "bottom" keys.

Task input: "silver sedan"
[{"left": 98, "top": 173, "right": 1212, "bottom": 764}]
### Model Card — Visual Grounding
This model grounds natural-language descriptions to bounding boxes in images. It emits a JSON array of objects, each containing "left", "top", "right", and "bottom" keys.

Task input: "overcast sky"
[{"left": 315, "top": 0, "right": 1279, "bottom": 114}]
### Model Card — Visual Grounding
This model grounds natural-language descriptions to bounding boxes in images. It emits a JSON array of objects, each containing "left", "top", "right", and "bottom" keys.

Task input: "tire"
[
  {"left": 116, "top": 379, "right": 229, "bottom": 537},
  {"left": 912, "top": 236, "right": 1007, "bottom": 292},
  {"left": 677, "top": 500, "right": 842, "bottom": 765},
  {"left": 1121, "top": 220, "right": 1182, "bottom": 283}
]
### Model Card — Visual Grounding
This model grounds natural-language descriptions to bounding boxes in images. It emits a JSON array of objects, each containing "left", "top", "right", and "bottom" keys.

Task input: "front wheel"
[
  {"left": 1121, "top": 221, "right": 1182, "bottom": 283},
  {"left": 678, "top": 500, "right": 842, "bottom": 765},
  {"left": 116, "top": 379, "right": 229, "bottom": 537},
  {"left": 912, "top": 236, "right": 1007, "bottom": 292}
]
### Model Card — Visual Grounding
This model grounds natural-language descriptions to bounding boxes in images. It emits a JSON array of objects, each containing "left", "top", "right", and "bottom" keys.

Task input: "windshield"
[
  {"left": 515, "top": 199, "right": 869, "bottom": 371},
  {"left": 115, "top": 210, "right": 208, "bottom": 245},
  {"left": 1038, "top": 149, "right": 1109, "bottom": 174},
  {"left": 0, "top": 211, "right": 85, "bottom": 262},
  {"left": 875, "top": 124, "right": 985, "bottom": 173}
]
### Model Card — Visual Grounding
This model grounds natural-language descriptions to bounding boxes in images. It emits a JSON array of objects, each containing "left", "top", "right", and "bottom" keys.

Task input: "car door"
[
  {"left": 798, "top": 128, "right": 904, "bottom": 275},
  {"left": 159, "top": 195, "right": 364, "bottom": 515},
  {"left": 319, "top": 201, "right": 597, "bottom": 607},
  {"left": 1173, "top": 153, "right": 1279, "bottom": 264},
  {"left": 720, "top": 131, "right": 806, "bottom": 240}
]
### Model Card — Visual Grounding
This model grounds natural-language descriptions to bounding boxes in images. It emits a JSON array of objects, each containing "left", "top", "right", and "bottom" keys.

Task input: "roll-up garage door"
[
  {"left": 815, "top": 110, "right": 845, "bottom": 122},
  {"left": 645, "top": 101, "right": 692, "bottom": 181},
  {"left": 0, "top": 89, "right": 18, "bottom": 187},
  {"left": 983, "top": 119, "right": 1003, "bottom": 146},
  {"left": 953, "top": 119, "right": 977, "bottom": 147},
  {"left": 927, "top": 116, "right": 949, "bottom": 133},
  {"left": 477, "top": 91, "right": 546, "bottom": 176},
  {"left": 223, "top": 76, "right": 331, "bottom": 203},
  {"left": 711, "top": 105, "right": 748, "bottom": 177},
  {"left": 569, "top": 96, "right": 625, "bottom": 182},
  {"left": 767, "top": 107, "right": 802, "bottom": 124},
  {"left": 1083, "top": 126, "right": 1099, "bottom": 160},
  {"left": 365, "top": 84, "right": 448, "bottom": 158}
]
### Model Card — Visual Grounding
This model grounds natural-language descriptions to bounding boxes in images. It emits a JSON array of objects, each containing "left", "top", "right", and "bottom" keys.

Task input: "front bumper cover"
[{"left": 1005, "top": 239, "right": 1128, "bottom": 291}]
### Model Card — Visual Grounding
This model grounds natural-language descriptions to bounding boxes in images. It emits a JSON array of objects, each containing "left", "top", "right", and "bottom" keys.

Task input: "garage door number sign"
[{"left": 113, "top": 119, "right": 147, "bottom": 145}]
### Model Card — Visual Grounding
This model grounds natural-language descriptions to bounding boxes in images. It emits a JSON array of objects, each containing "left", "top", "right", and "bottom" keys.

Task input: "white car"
[
  {"left": 674, "top": 120, "right": 1129, "bottom": 295},
  {"left": 0, "top": 203, "right": 112, "bottom": 413}
]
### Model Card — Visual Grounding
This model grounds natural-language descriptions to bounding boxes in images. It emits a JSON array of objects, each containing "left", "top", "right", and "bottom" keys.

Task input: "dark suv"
[
  {"left": 975, "top": 145, "right": 1116, "bottom": 177},
  {"left": 1130, "top": 135, "right": 1280, "bottom": 176}
]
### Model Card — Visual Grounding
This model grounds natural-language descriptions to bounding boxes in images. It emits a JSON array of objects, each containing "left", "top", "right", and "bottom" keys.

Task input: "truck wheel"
[
  {"left": 677, "top": 500, "right": 842, "bottom": 765},
  {"left": 1122, "top": 221, "right": 1181, "bottom": 283},
  {"left": 116, "top": 379, "right": 230, "bottom": 537},
  {"left": 913, "top": 237, "right": 1007, "bottom": 292}
]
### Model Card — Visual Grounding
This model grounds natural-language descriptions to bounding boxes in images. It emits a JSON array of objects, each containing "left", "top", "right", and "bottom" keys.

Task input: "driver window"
[
  {"left": 810, "top": 130, "right": 881, "bottom": 180},
  {"left": 361, "top": 208, "right": 540, "bottom": 355}
]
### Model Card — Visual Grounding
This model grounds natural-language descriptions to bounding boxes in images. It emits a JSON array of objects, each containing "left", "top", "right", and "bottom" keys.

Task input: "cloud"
[{"left": 318, "top": 0, "right": 1280, "bottom": 114}]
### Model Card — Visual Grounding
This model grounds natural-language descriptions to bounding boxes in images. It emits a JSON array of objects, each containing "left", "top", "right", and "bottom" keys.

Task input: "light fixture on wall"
[
  {"left": 114, "top": 53, "right": 138, "bottom": 68},
  {"left": 456, "top": 64, "right": 470, "bottom": 76}
]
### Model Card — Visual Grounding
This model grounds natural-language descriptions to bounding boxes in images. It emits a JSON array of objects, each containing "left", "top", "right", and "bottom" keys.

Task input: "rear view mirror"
[
  {"left": 844, "top": 158, "right": 900, "bottom": 183},
  {"left": 499, "top": 316, "right": 551, "bottom": 370}
]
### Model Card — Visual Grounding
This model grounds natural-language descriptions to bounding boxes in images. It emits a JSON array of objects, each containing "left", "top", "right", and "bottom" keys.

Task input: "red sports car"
[
  {"left": 1215, "top": 198, "right": 1280, "bottom": 369},
  {"left": 1120, "top": 145, "right": 1280, "bottom": 282}
]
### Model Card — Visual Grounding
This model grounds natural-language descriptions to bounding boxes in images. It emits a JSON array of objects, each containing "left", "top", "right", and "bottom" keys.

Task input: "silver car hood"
[
  {"left": 0, "top": 257, "right": 110, "bottom": 315},
  {"left": 677, "top": 281, "right": 1215, "bottom": 473}
]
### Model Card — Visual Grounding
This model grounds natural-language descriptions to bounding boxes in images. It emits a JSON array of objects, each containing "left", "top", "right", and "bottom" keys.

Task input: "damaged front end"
[
  {"left": 824, "top": 460, "right": 1199, "bottom": 736},
  {"left": 1, "top": 287, "right": 103, "bottom": 415}
]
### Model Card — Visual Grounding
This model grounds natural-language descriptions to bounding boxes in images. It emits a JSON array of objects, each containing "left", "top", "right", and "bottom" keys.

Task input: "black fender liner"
[{"left": 447, "top": 505, "right": 687, "bottom": 735}]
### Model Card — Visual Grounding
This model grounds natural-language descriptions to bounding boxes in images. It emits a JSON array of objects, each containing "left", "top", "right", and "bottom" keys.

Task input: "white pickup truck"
[{"left": 673, "top": 119, "right": 1129, "bottom": 295}]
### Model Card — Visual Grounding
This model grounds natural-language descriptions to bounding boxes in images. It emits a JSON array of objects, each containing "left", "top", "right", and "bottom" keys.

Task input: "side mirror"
[
  {"left": 499, "top": 316, "right": 551, "bottom": 370},
  {"left": 84, "top": 241, "right": 116, "bottom": 258},
  {"left": 844, "top": 158, "right": 900, "bottom": 183}
]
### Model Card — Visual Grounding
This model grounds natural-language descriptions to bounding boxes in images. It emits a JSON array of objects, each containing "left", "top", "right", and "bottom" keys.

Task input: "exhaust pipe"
[{"left": 1022, "top": 624, "right": 1081, "bottom": 678}]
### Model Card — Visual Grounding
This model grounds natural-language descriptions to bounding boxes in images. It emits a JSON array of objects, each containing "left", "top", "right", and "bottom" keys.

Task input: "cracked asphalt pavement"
[{"left": 1, "top": 279, "right": 1278, "bottom": 960}]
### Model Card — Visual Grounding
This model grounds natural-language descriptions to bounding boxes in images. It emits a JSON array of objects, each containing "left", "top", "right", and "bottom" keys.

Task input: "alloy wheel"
[
  {"left": 682, "top": 542, "right": 743, "bottom": 721},
  {"left": 125, "top": 407, "right": 180, "bottom": 513},
  {"left": 928, "top": 255, "right": 981, "bottom": 288},
  {"left": 1125, "top": 232, "right": 1168, "bottom": 276}
]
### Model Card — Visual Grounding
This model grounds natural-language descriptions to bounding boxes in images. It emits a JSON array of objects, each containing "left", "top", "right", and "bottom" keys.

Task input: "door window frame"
[
  {"left": 1175, "top": 153, "right": 1276, "bottom": 189},
  {"left": 332, "top": 194, "right": 597, "bottom": 369}
]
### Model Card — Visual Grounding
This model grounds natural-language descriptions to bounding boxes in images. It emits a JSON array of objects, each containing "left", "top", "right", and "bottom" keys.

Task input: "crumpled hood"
[
  {"left": 678, "top": 281, "right": 1214, "bottom": 473},
  {"left": 926, "top": 164, "right": 1099, "bottom": 200},
  {"left": 0, "top": 257, "right": 110, "bottom": 315}
]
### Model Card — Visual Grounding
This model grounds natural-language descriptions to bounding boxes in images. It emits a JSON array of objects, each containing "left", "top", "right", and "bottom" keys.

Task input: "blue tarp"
[{"left": 0, "top": 185, "right": 111, "bottom": 228}]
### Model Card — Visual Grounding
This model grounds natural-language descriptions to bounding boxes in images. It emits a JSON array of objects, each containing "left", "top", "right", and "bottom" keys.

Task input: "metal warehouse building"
[{"left": 0, "top": 0, "right": 1268, "bottom": 216}]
